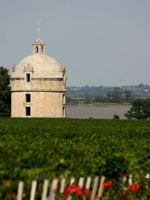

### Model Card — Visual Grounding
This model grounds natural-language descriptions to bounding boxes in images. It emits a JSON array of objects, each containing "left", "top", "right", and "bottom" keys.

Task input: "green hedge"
[{"left": 0, "top": 113, "right": 10, "bottom": 117}]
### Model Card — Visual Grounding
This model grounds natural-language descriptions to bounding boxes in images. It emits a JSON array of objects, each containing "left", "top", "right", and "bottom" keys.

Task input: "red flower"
[
  {"left": 104, "top": 181, "right": 113, "bottom": 187},
  {"left": 84, "top": 188, "right": 89, "bottom": 195},
  {"left": 123, "top": 187, "right": 128, "bottom": 191},
  {"left": 130, "top": 183, "right": 135, "bottom": 192},
  {"left": 104, "top": 182, "right": 109, "bottom": 187},
  {"left": 136, "top": 184, "right": 140, "bottom": 190},
  {"left": 122, "top": 192, "right": 126, "bottom": 196},
  {"left": 120, "top": 172, "right": 124, "bottom": 177},
  {"left": 108, "top": 181, "right": 113, "bottom": 187},
  {"left": 70, "top": 182, "right": 76, "bottom": 189},
  {"left": 62, "top": 194, "right": 66, "bottom": 199},
  {"left": 65, "top": 187, "right": 72, "bottom": 194},
  {"left": 75, "top": 187, "right": 82, "bottom": 196}
]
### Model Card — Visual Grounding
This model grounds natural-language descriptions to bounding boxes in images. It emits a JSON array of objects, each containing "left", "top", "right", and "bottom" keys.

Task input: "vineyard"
[{"left": 0, "top": 118, "right": 150, "bottom": 199}]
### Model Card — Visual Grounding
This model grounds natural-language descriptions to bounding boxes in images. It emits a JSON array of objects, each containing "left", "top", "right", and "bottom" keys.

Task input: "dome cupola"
[{"left": 32, "top": 39, "right": 45, "bottom": 55}]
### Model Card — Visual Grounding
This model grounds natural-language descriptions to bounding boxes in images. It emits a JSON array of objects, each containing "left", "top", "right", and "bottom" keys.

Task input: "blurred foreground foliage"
[{"left": 0, "top": 118, "right": 150, "bottom": 199}]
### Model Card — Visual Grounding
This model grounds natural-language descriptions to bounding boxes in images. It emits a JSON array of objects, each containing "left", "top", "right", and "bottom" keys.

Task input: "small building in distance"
[{"left": 11, "top": 38, "right": 66, "bottom": 118}]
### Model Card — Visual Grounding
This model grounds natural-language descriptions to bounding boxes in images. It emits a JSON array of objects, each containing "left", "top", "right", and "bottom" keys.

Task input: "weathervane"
[{"left": 38, "top": 19, "right": 42, "bottom": 40}]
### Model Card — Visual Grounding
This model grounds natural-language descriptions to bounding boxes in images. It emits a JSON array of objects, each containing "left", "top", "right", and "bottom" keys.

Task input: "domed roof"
[
  {"left": 12, "top": 54, "right": 62, "bottom": 78},
  {"left": 12, "top": 39, "right": 63, "bottom": 78}
]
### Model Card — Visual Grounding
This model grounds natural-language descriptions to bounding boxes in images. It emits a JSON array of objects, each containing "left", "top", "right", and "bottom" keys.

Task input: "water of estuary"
[{"left": 66, "top": 105, "right": 131, "bottom": 119}]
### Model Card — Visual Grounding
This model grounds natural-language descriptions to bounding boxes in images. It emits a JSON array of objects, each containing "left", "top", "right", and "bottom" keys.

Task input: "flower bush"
[
  {"left": 103, "top": 172, "right": 143, "bottom": 200},
  {"left": 61, "top": 182, "right": 90, "bottom": 200}
]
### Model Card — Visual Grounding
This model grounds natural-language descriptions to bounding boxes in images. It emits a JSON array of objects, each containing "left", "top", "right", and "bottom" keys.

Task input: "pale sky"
[{"left": 1, "top": 0, "right": 150, "bottom": 87}]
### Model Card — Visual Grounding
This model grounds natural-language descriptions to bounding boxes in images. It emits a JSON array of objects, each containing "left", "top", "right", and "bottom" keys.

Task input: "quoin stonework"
[{"left": 11, "top": 39, "right": 66, "bottom": 118}]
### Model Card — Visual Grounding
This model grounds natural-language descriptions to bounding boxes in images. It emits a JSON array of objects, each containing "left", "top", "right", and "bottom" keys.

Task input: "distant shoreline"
[{"left": 66, "top": 103, "right": 131, "bottom": 107}]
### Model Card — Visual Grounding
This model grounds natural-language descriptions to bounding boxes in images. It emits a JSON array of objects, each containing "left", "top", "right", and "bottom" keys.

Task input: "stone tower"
[{"left": 11, "top": 39, "right": 66, "bottom": 118}]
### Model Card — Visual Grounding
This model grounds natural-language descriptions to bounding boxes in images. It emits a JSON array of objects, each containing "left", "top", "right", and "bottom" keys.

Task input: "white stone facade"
[{"left": 11, "top": 39, "right": 66, "bottom": 118}]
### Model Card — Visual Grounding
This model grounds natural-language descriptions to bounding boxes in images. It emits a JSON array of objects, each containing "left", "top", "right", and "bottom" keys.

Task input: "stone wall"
[
  {"left": 11, "top": 78, "right": 66, "bottom": 118},
  {"left": 11, "top": 91, "right": 65, "bottom": 118}
]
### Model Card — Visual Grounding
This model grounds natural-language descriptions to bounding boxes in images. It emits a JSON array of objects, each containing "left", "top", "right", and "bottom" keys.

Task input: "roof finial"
[{"left": 38, "top": 19, "right": 42, "bottom": 40}]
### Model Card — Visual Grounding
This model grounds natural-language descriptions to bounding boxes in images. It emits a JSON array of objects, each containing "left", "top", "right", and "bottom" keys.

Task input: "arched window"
[
  {"left": 62, "top": 94, "right": 65, "bottom": 104},
  {"left": 26, "top": 107, "right": 31, "bottom": 116},
  {"left": 36, "top": 46, "right": 38, "bottom": 53},
  {"left": 41, "top": 46, "right": 43, "bottom": 53},
  {"left": 26, "top": 73, "right": 30, "bottom": 82},
  {"left": 62, "top": 107, "right": 65, "bottom": 117},
  {"left": 26, "top": 94, "right": 31, "bottom": 102}
]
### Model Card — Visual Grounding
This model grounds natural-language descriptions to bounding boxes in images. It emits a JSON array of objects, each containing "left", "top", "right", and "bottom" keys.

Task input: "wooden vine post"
[{"left": 95, "top": 176, "right": 106, "bottom": 200}]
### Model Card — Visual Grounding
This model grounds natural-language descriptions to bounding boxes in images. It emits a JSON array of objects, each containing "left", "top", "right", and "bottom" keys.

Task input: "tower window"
[
  {"left": 63, "top": 73, "right": 66, "bottom": 83},
  {"left": 26, "top": 94, "right": 31, "bottom": 102},
  {"left": 62, "top": 94, "right": 65, "bottom": 104},
  {"left": 41, "top": 46, "right": 43, "bottom": 53},
  {"left": 62, "top": 107, "right": 65, "bottom": 117},
  {"left": 26, "top": 73, "right": 30, "bottom": 82},
  {"left": 26, "top": 107, "right": 31, "bottom": 116},
  {"left": 36, "top": 46, "right": 38, "bottom": 53}
]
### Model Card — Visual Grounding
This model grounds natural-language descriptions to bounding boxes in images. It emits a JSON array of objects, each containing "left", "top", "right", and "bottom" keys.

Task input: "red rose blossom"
[
  {"left": 120, "top": 172, "right": 124, "bottom": 177},
  {"left": 62, "top": 194, "right": 66, "bottom": 199},
  {"left": 75, "top": 187, "right": 82, "bottom": 196},
  {"left": 122, "top": 192, "right": 126, "bottom": 196},
  {"left": 70, "top": 182, "right": 76, "bottom": 189},
  {"left": 104, "top": 182, "right": 109, "bottom": 187},
  {"left": 84, "top": 188, "right": 89, "bottom": 195},
  {"left": 130, "top": 183, "right": 135, "bottom": 192},
  {"left": 108, "top": 181, "right": 113, "bottom": 187},
  {"left": 104, "top": 181, "right": 113, "bottom": 187},
  {"left": 65, "top": 187, "right": 72, "bottom": 194},
  {"left": 136, "top": 184, "right": 140, "bottom": 190}
]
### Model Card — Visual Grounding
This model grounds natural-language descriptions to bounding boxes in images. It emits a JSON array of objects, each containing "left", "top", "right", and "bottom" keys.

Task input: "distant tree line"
[
  {"left": 67, "top": 84, "right": 150, "bottom": 100},
  {"left": 94, "top": 87, "right": 133, "bottom": 103},
  {"left": 66, "top": 87, "right": 133, "bottom": 104}
]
